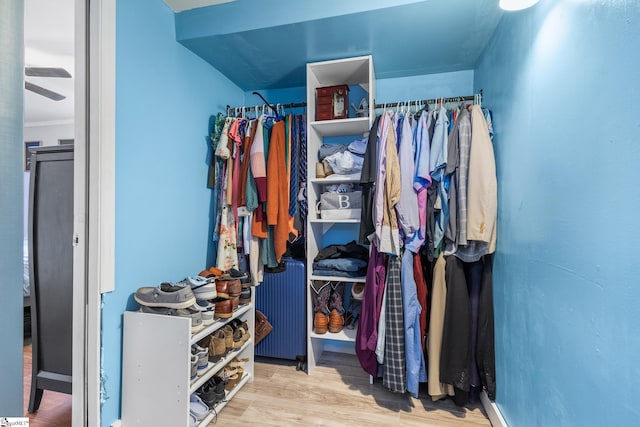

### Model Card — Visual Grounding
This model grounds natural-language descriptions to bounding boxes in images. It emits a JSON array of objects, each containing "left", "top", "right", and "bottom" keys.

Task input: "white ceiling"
[{"left": 24, "top": 0, "right": 75, "bottom": 124}]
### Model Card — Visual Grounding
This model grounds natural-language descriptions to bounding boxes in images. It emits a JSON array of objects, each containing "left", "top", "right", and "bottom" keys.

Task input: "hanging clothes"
[
  {"left": 456, "top": 109, "right": 472, "bottom": 247},
  {"left": 267, "top": 121, "right": 289, "bottom": 263},
  {"left": 395, "top": 114, "right": 420, "bottom": 245},
  {"left": 401, "top": 250, "right": 426, "bottom": 398},
  {"left": 427, "top": 253, "right": 454, "bottom": 400},
  {"left": 250, "top": 115, "right": 268, "bottom": 222},
  {"left": 405, "top": 110, "right": 432, "bottom": 253},
  {"left": 382, "top": 255, "right": 406, "bottom": 393},
  {"left": 477, "top": 255, "right": 496, "bottom": 400},
  {"left": 359, "top": 116, "right": 381, "bottom": 244},
  {"left": 373, "top": 111, "right": 401, "bottom": 256},
  {"left": 355, "top": 244, "right": 387, "bottom": 377},
  {"left": 413, "top": 252, "right": 428, "bottom": 352},
  {"left": 430, "top": 108, "right": 450, "bottom": 251},
  {"left": 216, "top": 205, "right": 239, "bottom": 271},
  {"left": 350, "top": 97, "right": 497, "bottom": 407},
  {"left": 466, "top": 105, "right": 497, "bottom": 249},
  {"left": 239, "top": 119, "right": 258, "bottom": 207}
]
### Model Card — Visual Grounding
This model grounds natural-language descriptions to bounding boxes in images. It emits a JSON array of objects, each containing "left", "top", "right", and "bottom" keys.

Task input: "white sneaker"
[
  {"left": 178, "top": 276, "right": 217, "bottom": 300},
  {"left": 193, "top": 300, "right": 215, "bottom": 325}
]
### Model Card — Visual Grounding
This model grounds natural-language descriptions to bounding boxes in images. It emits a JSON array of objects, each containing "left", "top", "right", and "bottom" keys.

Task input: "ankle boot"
[
  {"left": 311, "top": 281, "right": 331, "bottom": 334},
  {"left": 329, "top": 282, "right": 345, "bottom": 333}
]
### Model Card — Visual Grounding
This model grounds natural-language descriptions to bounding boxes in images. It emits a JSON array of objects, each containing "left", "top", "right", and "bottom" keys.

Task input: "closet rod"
[
  {"left": 226, "top": 101, "right": 307, "bottom": 116},
  {"left": 226, "top": 90, "right": 483, "bottom": 116},
  {"left": 374, "top": 93, "right": 478, "bottom": 109}
]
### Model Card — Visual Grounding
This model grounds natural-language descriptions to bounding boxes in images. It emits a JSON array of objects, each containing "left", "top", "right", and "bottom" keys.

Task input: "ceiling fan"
[{"left": 24, "top": 66, "right": 71, "bottom": 101}]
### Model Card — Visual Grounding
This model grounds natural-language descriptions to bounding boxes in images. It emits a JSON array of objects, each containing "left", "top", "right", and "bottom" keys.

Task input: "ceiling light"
[{"left": 499, "top": 0, "right": 540, "bottom": 11}]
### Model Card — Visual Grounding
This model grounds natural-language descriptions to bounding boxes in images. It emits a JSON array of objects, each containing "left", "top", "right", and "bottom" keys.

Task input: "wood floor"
[
  {"left": 21, "top": 346, "right": 490, "bottom": 426},
  {"left": 216, "top": 352, "right": 491, "bottom": 427},
  {"left": 23, "top": 343, "right": 72, "bottom": 426}
]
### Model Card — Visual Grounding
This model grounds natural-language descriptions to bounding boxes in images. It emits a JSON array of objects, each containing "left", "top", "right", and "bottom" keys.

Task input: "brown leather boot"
[
  {"left": 329, "top": 309, "right": 344, "bottom": 333},
  {"left": 314, "top": 312, "right": 329, "bottom": 334}
]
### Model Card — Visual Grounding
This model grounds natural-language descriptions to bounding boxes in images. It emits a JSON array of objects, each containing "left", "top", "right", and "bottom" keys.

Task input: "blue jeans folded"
[
  {"left": 312, "top": 269, "right": 366, "bottom": 278},
  {"left": 313, "top": 258, "right": 367, "bottom": 272}
]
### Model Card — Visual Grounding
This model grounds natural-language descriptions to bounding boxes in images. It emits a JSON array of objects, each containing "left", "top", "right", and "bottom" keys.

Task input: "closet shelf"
[
  {"left": 309, "top": 117, "right": 370, "bottom": 136},
  {"left": 310, "top": 176, "right": 361, "bottom": 185},
  {"left": 309, "top": 275, "right": 366, "bottom": 283},
  {"left": 309, "top": 219, "right": 361, "bottom": 224},
  {"left": 196, "top": 374, "right": 251, "bottom": 427},
  {"left": 310, "top": 327, "right": 356, "bottom": 342},
  {"left": 191, "top": 303, "right": 252, "bottom": 344},
  {"left": 190, "top": 339, "right": 253, "bottom": 393}
]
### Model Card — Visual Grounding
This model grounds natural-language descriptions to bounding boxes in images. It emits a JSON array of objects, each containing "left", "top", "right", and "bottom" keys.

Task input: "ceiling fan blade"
[
  {"left": 25, "top": 67, "right": 72, "bottom": 78},
  {"left": 25, "top": 81, "right": 66, "bottom": 101}
]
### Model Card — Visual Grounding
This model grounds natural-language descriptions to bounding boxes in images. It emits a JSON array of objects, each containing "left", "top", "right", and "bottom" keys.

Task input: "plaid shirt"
[{"left": 383, "top": 255, "right": 406, "bottom": 393}]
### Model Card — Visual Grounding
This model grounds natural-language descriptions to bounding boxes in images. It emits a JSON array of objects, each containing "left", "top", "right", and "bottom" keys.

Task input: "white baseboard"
[{"left": 481, "top": 390, "right": 507, "bottom": 427}]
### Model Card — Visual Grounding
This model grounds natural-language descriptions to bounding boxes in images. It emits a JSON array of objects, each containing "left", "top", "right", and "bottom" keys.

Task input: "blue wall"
[
  {"left": 101, "top": 0, "right": 243, "bottom": 424},
  {"left": 0, "top": 0, "right": 24, "bottom": 415},
  {"left": 474, "top": 1, "right": 640, "bottom": 426},
  {"left": 244, "top": 69, "right": 474, "bottom": 112}
]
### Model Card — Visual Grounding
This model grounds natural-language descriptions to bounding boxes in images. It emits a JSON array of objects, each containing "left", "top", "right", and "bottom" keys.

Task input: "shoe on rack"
[
  {"left": 190, "top": 354, "right": 198, "bottom": 381},
  {"left": 346, "top": 314, "right": 359, "bottom": 330},
  {"left": 219, "top": 278, "right": 241, "bottom": 297},
  {"left": 230, "top": 294, "right": 239, "bottom": 311},
  {"left": 222, "top": 325, "right": 234, "bottom": 351},
  {"left": 351, "top": 282, "right": 365, "bottom": 301},
  {"left": 226, "top": 268, "right": 248, "bottom": 279},
  {"left": 212, "top": 297, "right": 233, "bottom": 319},
  {"left": 134, "top": 283, "right": 196, "bottom": 309},
  {"left": 177, "top": 276, "right": 218, "bottom": 300},
  {"left": 314, "top": 312, "right": 329, "bottom": 334},
  {"left": 199, "top": 329, "right": 227, "bottom": 363},
  {"left": 198, "top": 267, "right": 230, "bottom": 280},
  {"left": 189, "top": 393, "right": 210, "bottom": 421},
  {"left": 191, "top": 343, "right": 209, "bottom": 376},
  {"left": 197, "top": 376, "right": 226, "bottom": 409},
  {"left": 227, "top": 356, "right": 249, "bottom": 369},
  {"left": 224, "top": 367, "right": 243, "bottom": 392},
  {"left": 231, "top": 326, "right": 244, "bottom": 349},
  {"left": 193, "top": 300, "right": 215, "bottom": 326},
  {"left": 239, "top": 286, "right": 252, "bottom": 305},
  {"left": 188, "top": 411, "right": 198, "bottom": 427},
  {"left": 139, "top": 305, "right": 203, "bottom": 333},
  {"left": 328, "top": 309, "right": 344, "bottom": 333},
  {"left": 230, "top": 319, "right": 250, "bottom": 344},
  {"left": 215, "top": 281, "right": 230, "bottom": 299}
]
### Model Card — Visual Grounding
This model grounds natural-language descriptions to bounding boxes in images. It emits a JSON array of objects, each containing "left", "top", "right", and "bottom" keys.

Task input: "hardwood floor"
[
  {"left": 216, "top": 352, "right": 491, "bottom": 427},
  {"left": 23, "top": 343, "right": 72, "bottom": 426},
  {"left": 20, "top": 346, "right": 490, "bottom": 426}
]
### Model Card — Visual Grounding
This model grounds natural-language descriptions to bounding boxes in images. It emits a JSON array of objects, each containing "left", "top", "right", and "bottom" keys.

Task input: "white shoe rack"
[{"left": 121, "top": 300, "right": 254, "bottom": 426}]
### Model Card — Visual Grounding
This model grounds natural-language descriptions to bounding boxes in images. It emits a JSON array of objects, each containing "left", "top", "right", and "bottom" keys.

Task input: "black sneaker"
[
  {"left": 239, "top": 286, "right": 251, "bottom": 304},
  {"left": 197, "top": 376, "right": 226, "bottom": 408}
]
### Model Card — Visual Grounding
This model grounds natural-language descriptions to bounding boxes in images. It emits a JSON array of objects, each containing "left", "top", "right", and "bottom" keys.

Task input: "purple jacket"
[{"left": 355, "top": 244, "right": 387, "bottom": 376}]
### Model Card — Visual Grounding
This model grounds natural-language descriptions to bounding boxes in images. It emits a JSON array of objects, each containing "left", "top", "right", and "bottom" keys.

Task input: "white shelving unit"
[
  {"left": 305, "top": 55, "right": 375, "bottom": 374},
  {"left": 121, "top": 300, "right": 254, "bottom": 426}
]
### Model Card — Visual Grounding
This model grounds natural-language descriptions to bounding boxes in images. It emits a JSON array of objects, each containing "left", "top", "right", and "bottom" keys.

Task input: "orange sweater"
[{"left": 266, "top": 120, "right": 289, "bottom": 262}]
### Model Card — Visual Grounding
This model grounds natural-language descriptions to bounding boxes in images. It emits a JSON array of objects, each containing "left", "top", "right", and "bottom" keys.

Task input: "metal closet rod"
[
  {"left": 226, "top": 90, "right": 482, "bottom": 115},
  {"left": 374, "top": 93, "right": 478, "bottom": 109}
]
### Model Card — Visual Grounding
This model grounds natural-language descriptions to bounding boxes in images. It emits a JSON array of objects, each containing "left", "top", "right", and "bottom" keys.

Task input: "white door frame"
[{"left": 73, "top": 0, "right": 116, "bottom": 425}]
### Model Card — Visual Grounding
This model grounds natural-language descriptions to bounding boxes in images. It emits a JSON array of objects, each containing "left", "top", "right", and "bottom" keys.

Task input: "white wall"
[{"left": 23, "top": 120, "right": 74, "bottom": 146}]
